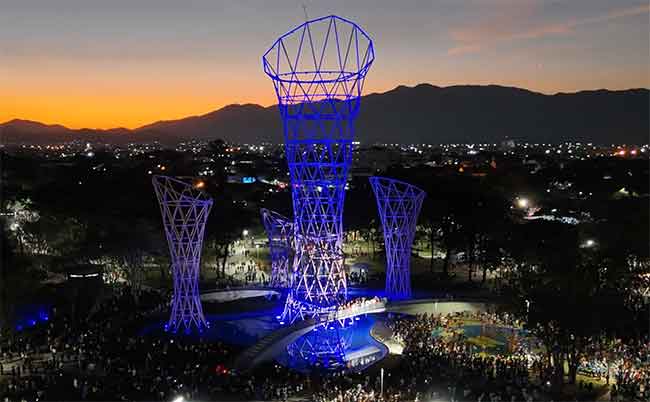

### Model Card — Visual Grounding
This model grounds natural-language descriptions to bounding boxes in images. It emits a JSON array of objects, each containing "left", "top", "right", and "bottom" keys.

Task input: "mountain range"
[{"left": 2, "top": 84, "right": 648, "bottom": 145}]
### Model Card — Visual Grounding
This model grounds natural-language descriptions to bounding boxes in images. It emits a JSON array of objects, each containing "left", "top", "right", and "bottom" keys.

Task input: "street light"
[
  {"left": 516, "top": 197, "right": 529, "bottom": 209},
  {"left": 580, "top": 239, "right": 597, "bottom": 249},
  {"left": 242, "top": 229, "right": 249, "bottom": 237},
  {"left": 642, "top": 286, "right": 650, "bottom": 339}
]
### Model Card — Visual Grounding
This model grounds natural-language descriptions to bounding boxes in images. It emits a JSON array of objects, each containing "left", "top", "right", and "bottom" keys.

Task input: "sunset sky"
[{"left": 2, "top": 0, "right": 648, "bottom": 129}]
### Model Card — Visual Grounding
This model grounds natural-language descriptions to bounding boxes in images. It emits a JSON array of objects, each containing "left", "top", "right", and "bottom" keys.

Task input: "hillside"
[{"left": 2, "top": 84, "right": 648, "bottom": 145}]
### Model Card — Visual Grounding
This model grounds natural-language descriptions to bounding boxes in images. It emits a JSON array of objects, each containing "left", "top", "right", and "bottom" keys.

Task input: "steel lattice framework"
[
  {"left": 260, "top": 208, "right": 293, "bottom": 288},
  {"left": 263, "top": 15, "right": 374, "bottom": 322},
  {"left": 287, "top": 324, "right": 352, "bottom": 371},
  {"left": 152, "top": 175, "right": 212, "bottom": 333},
  {"left": 370, "top": 177, "right": 426, "bottom": 300}
]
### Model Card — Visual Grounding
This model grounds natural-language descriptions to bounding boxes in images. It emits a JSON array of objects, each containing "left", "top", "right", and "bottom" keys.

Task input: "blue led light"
[
  {"left": 263, "top": 15, "right": 374, "bottom": 322},
  {"left": 13, "top": 305, "right": 52, "bottom": 332}
]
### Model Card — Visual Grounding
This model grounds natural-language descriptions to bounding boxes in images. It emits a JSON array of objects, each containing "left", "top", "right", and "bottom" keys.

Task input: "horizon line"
[{"left": 3, "top": 82, "right": 648, "bottom": 132}]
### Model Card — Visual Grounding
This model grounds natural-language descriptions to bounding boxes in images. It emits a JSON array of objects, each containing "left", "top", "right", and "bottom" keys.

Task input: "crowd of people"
[
  {"left": 211, "top": 259, "right": 271, "bottom": 289},
  {"left": 384, "top": 312, "right": 542, "bottom": 402},
  {"left": 338, "top": 297, "right": 385, "bottom": 313},
  {"left": 228, "top": 259, "right": 269, "bottom": 286},
  {"left": 2, "top": 284, "right": 649, "bottom": 402},
  {"left": 0, "top": 286, "right": 382, "bottom": 402},
  {"left": 578, "top": 337, "right": 650, "bottom": 401},
  {"left": 0, "top": 286, "right": 253, "bottom": 401}
]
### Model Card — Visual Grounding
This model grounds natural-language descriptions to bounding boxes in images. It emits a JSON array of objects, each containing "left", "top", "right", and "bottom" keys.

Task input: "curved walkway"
[
  {"left": 234, "top": 300, "right": 386, "bottom": 372},
  {"left": 234, "top": 298, "right": 494, "bottom": 372},
  {"left": 387, "top": 297, "right": 493, "bottom": 315},
  {"left": 200, "top": 287, "right": 283, "bottom": 303}
]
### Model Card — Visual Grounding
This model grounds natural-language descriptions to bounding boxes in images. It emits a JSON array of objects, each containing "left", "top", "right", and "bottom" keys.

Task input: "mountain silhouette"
[{"left": 2, "top": 84, "right": 648, "bottom": 145}]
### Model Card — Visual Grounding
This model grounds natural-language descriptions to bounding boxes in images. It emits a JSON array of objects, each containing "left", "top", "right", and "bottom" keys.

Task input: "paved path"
[
  {"left": 234, "top": 317, "right": 316, "bottom": 372},
  {"left": 200, "top": 286, "right": 282, "bottom": 303},
  {"left": 369, "top": 319, "right": 404, "bottom": 355},
  {"left": 234, "top": 301, "right": 387, "bottom": 372},
  {"left": 234, "top": 298, "right": 494, "bottom": 373}
]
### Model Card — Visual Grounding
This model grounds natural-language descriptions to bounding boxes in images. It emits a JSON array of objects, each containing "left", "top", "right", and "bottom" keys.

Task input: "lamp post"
[
  {"left": 580, "top": 239, "right": 597, "bottom": 249},
  {"left": 380, "top": 367, "right": 384, "bottom": 397},
  {"left": 644, "top": 292, "right": 650, "bottom": 340},
  {"left": 516, "top": 197, "right": 529, "bottom": 208}
]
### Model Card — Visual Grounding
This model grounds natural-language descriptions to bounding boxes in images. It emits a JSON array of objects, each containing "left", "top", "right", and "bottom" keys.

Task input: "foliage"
[{"left": 508, "top": 221, "right": 640, "bottom": 390}]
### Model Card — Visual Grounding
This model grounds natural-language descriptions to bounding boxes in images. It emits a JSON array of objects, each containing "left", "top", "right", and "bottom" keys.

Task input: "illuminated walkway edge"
[{"left": 233, "top": 298, "right": 494, "bottom": 372}]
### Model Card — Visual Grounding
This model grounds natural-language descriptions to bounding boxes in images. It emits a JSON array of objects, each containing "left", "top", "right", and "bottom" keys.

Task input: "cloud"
[{"left": 448, "top": 4, "right": 650, "bottom": 55}]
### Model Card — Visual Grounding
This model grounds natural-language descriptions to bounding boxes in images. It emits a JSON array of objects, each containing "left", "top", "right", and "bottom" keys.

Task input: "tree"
[
  {"left": 81, "top": 215, "right": 160, "bottom": 301},
  {"left": 0, "top": 221, "right": 45, "bottom": 333},
  {"left": 508, "top": 221, "right": 638, "bottom": 392},
  {"left": 204, "top": 187, "right": 256, "bottom": 279},
  {"left": 420, "top": 183, "right": 463, "bottom": 278},
  {"left": 207, "top": 139, "right": 228, "bottom": 189},
  {"left": 4, "top": 198, "right": 40, "bottom": 255},
  {"left": 0, "top": 223, "right": 12, "bottom": 332}
]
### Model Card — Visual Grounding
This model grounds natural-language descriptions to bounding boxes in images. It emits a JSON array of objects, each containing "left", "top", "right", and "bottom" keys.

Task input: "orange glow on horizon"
[
  {"left": 2, "top": 1, "right": 648, "bottom": 130},
  {"left": 1, "top": 92, "right": 278, "bottom": 130},
  {"left": 2, "top": 75, "right": 647, "bottom": 130}
]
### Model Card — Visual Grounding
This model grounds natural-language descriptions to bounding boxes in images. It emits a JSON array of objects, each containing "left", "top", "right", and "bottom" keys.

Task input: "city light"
[
  {"left": 516, "top": 198, "right": 529, "bottom": 208},
  {"left": 2, "top": 4, "right": 649, "bottom": 400},
  {"left": 580, "top": 239, "right": 597, "bottom": 249}
]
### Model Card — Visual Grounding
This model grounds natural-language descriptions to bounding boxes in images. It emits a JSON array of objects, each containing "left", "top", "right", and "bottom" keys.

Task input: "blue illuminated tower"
[
  {"left": 370, "top": 177, "right": 426, "bottom": 300},
  {"left": 260, "top": 208, "right": 293, "bottom": 288},
  {"left": 287, "top": 323, "right": 352, "bottom": 371},
  {"left": 263, "top": 16, "right": 374, "bottom": 321},
  {"left": 152, "top": 176, "right": 212, "bottom": 332}
]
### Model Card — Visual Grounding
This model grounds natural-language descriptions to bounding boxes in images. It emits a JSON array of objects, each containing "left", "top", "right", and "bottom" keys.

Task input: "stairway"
[{"left": 233, "top": 317, "right": 316, "bottom": 372}]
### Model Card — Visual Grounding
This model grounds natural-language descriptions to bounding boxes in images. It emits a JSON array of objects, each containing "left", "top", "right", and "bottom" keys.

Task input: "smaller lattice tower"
[
  {"left": 260, "top": 208, "right": 293, "bottom": 288},
  {"left": 370, "top": 177, "right": 426, "bottom": 300},
  {"left": 152, "top": 175, "right": 212, "bottom": 332}
]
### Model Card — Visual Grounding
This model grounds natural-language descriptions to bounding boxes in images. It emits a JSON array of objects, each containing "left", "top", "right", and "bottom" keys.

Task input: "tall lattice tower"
[
  {"left": 263, "top": 15, "right": 375, "bottom": 321},
  {"left": 370, "top": 177, "right": 426, "bottom": 300},
  {"left": 152, "top": 175, "right": 212, "bottom": 332},
  {"left": 260, "top": 208, "right": 293, "bottom": 288}
]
